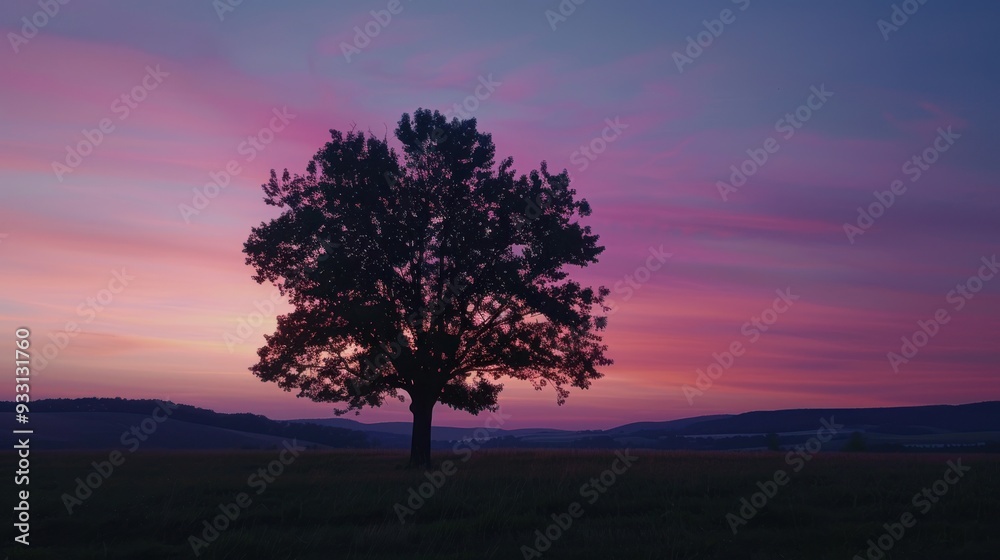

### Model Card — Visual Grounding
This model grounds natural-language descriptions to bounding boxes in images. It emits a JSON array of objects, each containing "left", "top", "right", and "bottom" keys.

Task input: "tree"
[{"left": 243, "top": 108, "right": 612, "bottom": 467}]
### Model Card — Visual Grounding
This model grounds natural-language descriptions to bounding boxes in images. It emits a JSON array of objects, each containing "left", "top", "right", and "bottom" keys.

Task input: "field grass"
[{"left": 4, "top": 449, "right": 999, "bottom": 559}]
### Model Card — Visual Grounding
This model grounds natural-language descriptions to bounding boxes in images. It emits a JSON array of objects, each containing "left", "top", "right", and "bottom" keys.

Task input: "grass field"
[{"left": 4, "top": 449, "right": 999, "bottom": 559}]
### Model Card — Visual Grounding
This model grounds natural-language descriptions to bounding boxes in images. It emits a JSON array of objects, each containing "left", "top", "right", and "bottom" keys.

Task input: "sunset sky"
[{"left": 2, "top": 0, "right": 997, "bottom": 429}]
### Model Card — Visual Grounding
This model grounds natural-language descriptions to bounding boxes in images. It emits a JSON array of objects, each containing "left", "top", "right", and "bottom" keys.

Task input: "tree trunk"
[{"left": 408, "top": 398, "right": 434, "bottom": 468}]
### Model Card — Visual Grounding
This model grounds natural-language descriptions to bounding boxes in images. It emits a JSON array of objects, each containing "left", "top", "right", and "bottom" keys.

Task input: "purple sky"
[{"left": 1, "top": 0, "right": 998, "bottom": 428}]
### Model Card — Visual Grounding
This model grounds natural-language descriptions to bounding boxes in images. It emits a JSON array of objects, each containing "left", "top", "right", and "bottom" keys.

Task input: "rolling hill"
[{"left": 6, "top": 398, "right": 999, "bottom": 452}]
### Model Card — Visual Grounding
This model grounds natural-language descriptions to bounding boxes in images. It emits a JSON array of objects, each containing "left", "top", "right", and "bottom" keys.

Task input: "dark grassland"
[{"left": 4, "top": 450, "right": 998, "bottom": 559}]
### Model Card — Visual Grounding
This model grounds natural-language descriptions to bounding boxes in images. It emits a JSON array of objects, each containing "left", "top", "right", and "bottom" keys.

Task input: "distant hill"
[
  {"left": 676, "top": 402, "right": 1000, "bottom": 436},
  {"left": 604, "top": 414, "right": 735, "bottom": 435},
  {"left": 7, "top": 398, "right": 999, "bottom": 452},
  {"left": 1, "top": 398, "right": 369, "bottom": 450},
  {"left": 590, "top": 401, "right": 1000, "bottom": 452},
  {"left": 295, "top": 401, "right": 1000, "bottom": 452}
]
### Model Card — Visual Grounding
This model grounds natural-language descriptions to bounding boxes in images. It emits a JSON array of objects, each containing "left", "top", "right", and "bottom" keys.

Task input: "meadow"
[{"left": 4, "top": 450, "right": 998, "bottom": 559}]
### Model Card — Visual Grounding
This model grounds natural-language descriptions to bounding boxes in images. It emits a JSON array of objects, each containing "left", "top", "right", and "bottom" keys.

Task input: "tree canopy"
[{"left": 243, "top": 108, "right": 611, "bottom": 465}]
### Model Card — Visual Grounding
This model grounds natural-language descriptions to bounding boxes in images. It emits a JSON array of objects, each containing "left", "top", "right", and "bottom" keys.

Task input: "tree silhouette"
[{"left": 243, "top": 109, "right": 612, "bottom": 466}]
